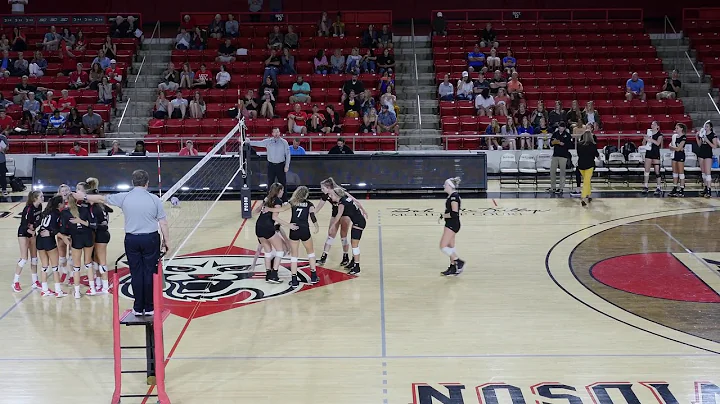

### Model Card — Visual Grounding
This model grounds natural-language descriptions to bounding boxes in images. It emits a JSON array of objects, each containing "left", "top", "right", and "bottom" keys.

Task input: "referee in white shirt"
[
  {"left": 74, "top": 170, "right": 170, "bottom": 316},
  {"left": 249, "top": 127, "right": 291, "bottom": 194}
]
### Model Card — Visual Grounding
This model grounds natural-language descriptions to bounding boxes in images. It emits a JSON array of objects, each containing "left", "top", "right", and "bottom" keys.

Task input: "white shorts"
[{"left": 292, "top": 124, "right": 305, "bottom": 134}]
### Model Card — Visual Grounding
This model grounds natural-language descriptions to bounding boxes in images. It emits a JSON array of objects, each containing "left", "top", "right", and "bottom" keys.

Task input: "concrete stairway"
[
  {"left": 651, "top": 34, "right": 720, "bottom": 128},
  {"left": 392, "top": 35, "right": 442, "bottom": 150},
  {"left": 111, "top": 38, "right": 174, "bottom": 148}
]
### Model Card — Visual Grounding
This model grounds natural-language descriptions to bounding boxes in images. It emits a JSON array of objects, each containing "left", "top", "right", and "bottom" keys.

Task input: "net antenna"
[{"left": 159, "top": 121, "right": 245, "bottom": 265}]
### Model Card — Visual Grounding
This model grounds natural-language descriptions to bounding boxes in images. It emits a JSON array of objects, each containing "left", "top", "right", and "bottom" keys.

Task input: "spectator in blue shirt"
[
  {"left": 289, "top": 138, "right": 306, "bottom": 155},
  {"left": 47, "top": 109, "right": 66, "bottom": 135},
  {"left": 92, "top": 49, "right": 111, "bottom": 69},
  {"left": 625, "top": 72, "right": 646, "bottom": 101},
  {"left": 225, "top": 14, "right": 239, "bottom": 38},
  {"left": 467, "top": 45, "right": 485, "bottom": 72},
  {"left": 288, "top": 75, "right": 311, "bottom": 104},
  {"left": 377, "top": 104, "right": 399, "bottom": 135},
  {"left": 502, "top": 49, "right": 516, "bottom": 74}
]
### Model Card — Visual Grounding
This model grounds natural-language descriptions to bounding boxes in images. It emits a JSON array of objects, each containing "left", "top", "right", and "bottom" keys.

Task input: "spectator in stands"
[
  {"left": 43, "top": 26, "right": 61, "bottom": 52},
  {"left": 179, "top": 63, "right": 194, "bottom": 89},
  {"left": 128, "top": 16, "right": 144, "bottom": 42},
  {"left": 0, "top": 50, "right": 12, "bottom": 77},
  {"left": 189, "top": 28, "right": 205, "bottom": 50},
  {"left": 259, "top": 76, "right": 278, "bottom": 118},
  {"left": 284, "top": 25, "right": 299, "bottom": 49},
  {"left": 530, "top": 100, "right": 548, "bottom": 127},
  {"left": 60, "top": 28, "right": 75, "bottom": 48},
  {"left": 432, "top": 12, "right": 447, "bottom": 36},
  {"left": 379, "top": 25, "right": 393, "bottom": 48},
  {"left": 47, "top": 110, "right": 66, "bottom": 135},
  {"left": 456, "top": 72, "right": 474, "bottom": 101},
  {"left": 29, "top": 51, "right": 47, "bottom": 77},
  {"left": 323, "top": 104, "right": 342, "bottom": 133},
  {"left": 502, "top": 49, "right": 516, "bottom": 74},
  {"left": 548, "top": 100, "right": 567, "bottom": 129},
  {"left": 489, "top": 70, "right": 507, "bottom": 96},
  {"left": 193, "top": 64, "right": 213, "bottom": 88},
  {"left": 332, "top": 13, "right": 345, "bottom": 38},
  {"left": 66, "top": 107, "right": 82, "bottom": 135},
  {"left": 377, "top": 104, "right": 399, "bottom": 135},
  {"left": 657, "top": 69, "right": 681, "bottom": 100},
  {"left": 280, "top": 47, "right": 296, "bottom": 74},
  {"left": 314, "top": 49, "right": 330, "bottom": 74},
  {"left": 379, "top": 71, "right": 394, "bottom": 95},
  {"left": 567, "top": 100, "right": 583, "bottom": 132},
  {"left": 22, "top": 92, "right": 39, "bottom": 117},
  {"left": 13, "top": 52, "right": 28, "bottom": 77},
  {"left": 249, "top": 0, "right": 263, "bottom": 22},
  {"left": 0, "top": 94, "right": 12, "bottom": 109},
  {"left": 223, "top": 14, "right": 239, "bottom": 38},
  {"left": 625, "top": 72, "right": 646, "bottom": 101},
  {"left": 473, "top": 74, "right": 489, "bottom": 99},
  {"left": 507, "top": 72, "right": 524, "bottom": 109},
  {"left": 359, "top": 90, "right": 376, "bottom": 116},
  {"left": 180, "top": 14, "right": 194, "bottom": 31},
  {"left": 215, "top": 65, "right": 231, "bottom": 89},
  {"left": 244, "top": 90, "right": 259, "bottom": 118},
  {"left": 438, "top": 74, "right": 454, "bottom": 101},
  {"left": 216, "top": 39, "right": 237, "bottom": 63},
  {"left": 107, "top": 140, "right": 125, "bottom": 156},
  {"left": 494, "top": 88, "right": 510, "bottom": 117},
  {"left": 330, "top": 49, "right": 345, "bottom": 74},
  {"left": 467, "top": 45, "right": 485, "bottom": 72},
  {"left": 88, "top": 63, "right": 104, "bottom": 90},
  {"left": 485, "top": 119, "right": 501, "bottom": 150},
  {"left": 59, "top": 45, "right": 78, "bottom": 75},
  {"left": 228, "top": 99, "right": 250, "bottom": 120},
  {"left": 329, "top": 138, "right": 354, "bottom": 154},
  {"left": 268, "top": 26, "right": 283, "bottom": 49},
  {"left": 82, "top": 106, "right": 105, "bottom": 143},
  {"left": 106, "top": 60, "right": 123, "bottom": 100},
  {"left": 307, "top": 104, "right": 324, "bottom": 133},
  {"left": 70, "top": 141, "right": 88, "bottom": 156},
  {"left": 74, "top": 30, "right": 86, "bottom": 52},
  {"left": 342, "top": 73, "right": 364, "bottom": 103},
  {"left": 318, "top": 12, "right": 331, "bottom": 37},
  {"left": 189, "top": 91, "right": 206, "bottom": 118},
  {"left": 376, "top": 48, "right": 395, "bottom": 75},
  {"left": 111, "top": 16, "right": 130, "bottom": 38},
  {"left": 41, "top": 91, "right": 57, "bottom": 115},
  {"left": 153, "top": 91, "right": 170, "bottom": 119},
  {"left": 103, "top": 35, "right": 117, "bottom": 60},
  {"left": 480, "top": 23, "right": 498, "bottom": 49},
  {"left": 380, "top": 86, "right": 399, "bottom": 116},
  {"left": 179, "top": 140, "right": 199, "bottom": 156},
  {"left": 486, "top": 48, "right": 501, "bottom": 71},
  {"left": 159, "top": 63, "right": 180, "bottom": 92},
  {"left": 475, "top": 88, "right": 494, "bottom": 117},
  {"left": 175, "top": 28, "right": 191, "bottom": 50},
  {"left": 288, "top": 75, "right": 311, "bottom": 104},
  {"left": 170, "top": 91, "right": 188, "bottom": 119},
  {"left": 208, "top": 14, "right": 225, "bottom": 39},
  {"left": 0, "top": 109, "right": 13, "bottom": 136},
  {"left": 517, "top": 115, "right": 534, "bottom": 150},
  {"left": 581, "top": 101, "right": 602, "bottom": 131},
  {"left": 98, "top": 77, "right": 113, "bottom": 104},
  {"left": 16, "top": 110, "right": 36, "bottom": 134},
  {"left": 360, "top": 112, "right": 376, "bottom": 133},
  {"left": 263, "top": 49, "right": 281, "bottom": 82},
  {"left": 361, "top": 48, "right": 377, "bottom": 74},
  {"left": 549, "top": 121, "right": 572, "bottom": 194},
  {"left": 534, "top": 117, "right": 551, "bottom": 149},
  {"left": 501, "top": 116, "right": 517, "bottom": 150},
  {"left": 346, "top": 47, "right": 362, "bottom": 74},
  {"left": 93, "top": 50, "right": 111, "bottom": 69},
  {"left": 14, "top": 75, "right": 41, "bottom": 105},
  {"left": 344, "top": 90, "right": 362, "bottom": 118},
  {"left": 288, "top": 103, "right": 308, "bottom": 134},
  {"left": 289, "top": 138, "right": 306, "bottom": 155},
  {"left": 362, "top": 25, "right": 379, "bottom": 49},
  {"left": 0, "top": 34, "right": 8, "bottom": 52},
  {"left": 133, "top": 140, "right": 147, "bottom": 156},
  {"left": 11, "top": 27, "right": 26, "bottom": 52}
]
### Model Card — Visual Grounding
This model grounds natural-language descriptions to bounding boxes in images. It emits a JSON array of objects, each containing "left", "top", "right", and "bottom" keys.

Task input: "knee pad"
[
  {"left": 679, "top": 174, "right": 685, "bottom": 180},
  {"left": 275, "top": 251, "right": 285, "bottom": 260},
  {"left": 704, "top": 174, "right": 712, "bottom": 182},
  {"left": 42, "top": 266, "right": 49, "bottom": 273},
  {"left": 72, "top": 266, "right": 81, "bottom": 273},
  {"left": 307, "top": 253, "right": 315, "bottom": 259},
  {"left": 84, "top": 263, "right": 92, "bottom": 271},
  {"left": 441, "top": 247, "right": 453, "bottom": 257},
  {"left": 51, "top": 266, "right": 59, "bottom": 273},
  {"left": 352, "top": 247, "right": 360, "bottom": 256},
  {"left": 325, "top": 237, "right": 335, "bottom": 245},
  {"left": 31, "top": 257, "right": 38, "bottom": 266},
  {"left": 290, "top": 257, "right": 298, "bottom": 263},
  {"left": 99, "top": 265, "right": 108, "bottom": 273},
  {"left": 92, "top": 262, "right": 99, "bottom": 270},
  {"left": 672, "top": 173, "right": 679, "bottom": 178},
  {"left": 341, "top": 237, "right": 349, "bottom": 246},
  {"left": 17, "top": 259, "right": 27, "bottom": 268}
]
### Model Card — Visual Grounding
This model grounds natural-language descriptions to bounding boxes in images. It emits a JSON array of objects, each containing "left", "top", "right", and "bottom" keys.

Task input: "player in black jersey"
[
  {"left": 255, "top": 183, "right": 297, "bottom": 284},
  {"left": 669, "top": 123, "right": 688, "bottom": 197},
  {"left": 36, "top": 195, "right": 68, "bottom": 297},
  {"left": 55, "top": 184, "right": 72, "bottom": 281},
  {"left": 641, "top": 121, "right": 664, "bottom": 196},
  {"left": 316, "top": 177, "right": 367, "bottom": 267},
  {"left": 61, "top": 188, "right": 94, "bottom": 299},
  {"left": 439, "top": 177, "right": 466, "bottom": 276},
  {"left": 12, "top": 190, "right": 43, "bottom": 292},
  {"left": 85, "top": 177, "right": 112, "bottom": 294},
  {"left": 696, "top": 120, "right": 719, "bottom": 197},
  {"left": 328, "top": 187, "right": 366, "bottom": 275},
  {"left": 262, "top": 186, "right": 320, "bottom": 288}
]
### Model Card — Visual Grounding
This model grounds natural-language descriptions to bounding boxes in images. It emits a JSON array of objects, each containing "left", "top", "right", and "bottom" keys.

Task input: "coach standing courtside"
[
  {"left": 73, "top": 170, "right": 170, "bottom": 316},
  {"left": 249, "top": 127, "right": 291, "bottom": 195}
]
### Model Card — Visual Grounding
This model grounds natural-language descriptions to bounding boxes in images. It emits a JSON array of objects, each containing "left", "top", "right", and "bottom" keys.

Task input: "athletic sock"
[
  {"left": 31, "top": 274, "right": 38, "bottom": 283},
  {"left": 102, "top": 280, "right": 109, "bottom": 290},
  {"left": 55, "top": 283, "right": 62, "bottom": 293},
  {"left": 41, "top": 282, "right": 48, "bottom": 292},
  {"left": 74, "top": 285, "right": 80, "bottom": 294},
  {"left": 13, "top": 274, "right": 20, "bottom": 283}
]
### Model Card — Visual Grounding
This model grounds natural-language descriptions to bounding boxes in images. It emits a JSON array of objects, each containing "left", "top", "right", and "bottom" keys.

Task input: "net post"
[
  {"left": 240, "top": 118, "right": 252, "bottom": 219},
  {"left": 153, "top": 260, "right": 171, "bottom": 403},
  {"left": 111, "top": 270, "right": 122, "bottom": 404}
]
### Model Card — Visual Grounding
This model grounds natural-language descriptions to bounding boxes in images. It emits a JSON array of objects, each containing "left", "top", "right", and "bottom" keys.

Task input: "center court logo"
[
  {"left": 115, "top": 246, "right": 354, "bottom": 318},
  {"left": 388, "top": 207, "right": 550, "bottom": 217}
]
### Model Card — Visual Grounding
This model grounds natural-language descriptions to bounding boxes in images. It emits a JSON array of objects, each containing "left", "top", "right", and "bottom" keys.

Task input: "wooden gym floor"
[{"left": 1, "top": 195, "right": 720, "bottom": 404}]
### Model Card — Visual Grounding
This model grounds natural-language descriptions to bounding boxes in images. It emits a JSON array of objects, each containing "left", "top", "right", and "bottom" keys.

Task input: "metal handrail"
[
  {"left": 410, "top": 18, "right": 422, "bottom": 144},
  {"left": 430, "top": 8, "right": 644, "bottom": 23}
]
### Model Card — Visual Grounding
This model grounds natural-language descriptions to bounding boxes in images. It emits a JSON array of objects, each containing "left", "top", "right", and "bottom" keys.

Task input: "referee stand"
[{"left": 111, "top": 254, "right": 172, "bottom": 404}]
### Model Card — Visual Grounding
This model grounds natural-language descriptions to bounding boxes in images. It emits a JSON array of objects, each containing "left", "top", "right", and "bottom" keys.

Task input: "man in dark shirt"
[
  {"left": 328, "top": 138, "right": 354, "bottom": 154},
  {"left": 656, "top": 69, "right": 682, "bottom": 100},
  {"left": 13, "top": 75, "right": 39, "bottom": 105},
  {"left": 341, "top": 73, "right": 364, "bottom": 103},
  {"left": 480, "top": 23, "right": 498, "bottom": 48},
  {"left": 548, "top": 100, "right": 568, "bottom": 129},
  {"left": 488, "top": 69, "right": 506, "bottom": 95},
  {"left": 549, "top": 121, "right": 572, "bottom": 194},
  {"left": 216, "top": 39, "right": 237, "bottom": 63},
  {"left": 263, "top": 49, "right": 281, "bottom": 82},
  {"left": 432, "top": 12, "right": 447, "bottom": 36},
  {"left": 243, "top": 89, "right": 259, "bottom": 118},
  {"left": 473, "top": 75, "right": 490, "bottom": 97}
]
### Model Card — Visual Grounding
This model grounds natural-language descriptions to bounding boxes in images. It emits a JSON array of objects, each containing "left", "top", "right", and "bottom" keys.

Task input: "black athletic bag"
[{"left": 10, "top": 177, "right": 25, "bottom": 192}]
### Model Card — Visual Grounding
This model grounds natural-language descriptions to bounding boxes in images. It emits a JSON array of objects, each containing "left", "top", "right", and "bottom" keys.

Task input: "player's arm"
[
  {"left": 314, "top": 199, "right": 326, "bottom": 212},
  {"left": 253, "top": 198, "right": 268, "bottom": 214},
  {"left": 652, "top": 135, "right": 663, "bottom": 146},
  {"left": 713, "top": 137, "right": 720, "bottom": 148},
  {"left": 443, "top": 199, "right": 460, "bottom": 219},
  {"left": 272, "top": 205, "right": 296, "bottom": 229},
  {"left": 309, "top": 205, "right": 319, "bottom": 233},
  {"left": 263, "top": 203, "right": 292, "bottom": 213},
  {"left": 346, "top": 193, "right": 368, "bottom": 217},
  {"left": 329, "top": 203, "right": 344, "bottom": 228},
  {"left": 674, "top": 140, "right": 685, "bottom": 152}
]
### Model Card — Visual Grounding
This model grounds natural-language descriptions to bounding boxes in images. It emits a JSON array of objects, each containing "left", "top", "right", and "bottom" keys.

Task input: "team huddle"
[{"left": 13, "top": 179, "right": 112, "bottom": 299}]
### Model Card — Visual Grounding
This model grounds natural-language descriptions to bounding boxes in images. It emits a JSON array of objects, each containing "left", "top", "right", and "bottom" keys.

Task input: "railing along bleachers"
[{"left": 431, "top": 8, "right": 694, "bottom": 150}]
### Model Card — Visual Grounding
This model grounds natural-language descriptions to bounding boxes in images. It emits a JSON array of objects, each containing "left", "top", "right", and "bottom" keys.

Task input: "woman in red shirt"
[
  {"left": 178, "top": 140, "right": 198, "bottom": 156},
  {"left": 192, "top": 64, "right": 212, "bottom": 89}
]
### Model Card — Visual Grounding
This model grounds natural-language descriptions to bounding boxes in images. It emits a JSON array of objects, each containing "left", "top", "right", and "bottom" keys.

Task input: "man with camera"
[{"left": 656, "top": 69, "right": 681, "bottom": 100}]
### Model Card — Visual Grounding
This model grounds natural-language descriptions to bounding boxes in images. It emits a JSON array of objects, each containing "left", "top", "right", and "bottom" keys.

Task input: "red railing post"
[
  {"left": 153, "top": 261, "right": 171, "bottom": 403},
  {"left": 111, "top": 271, "right": 122, "bottom": 404}
]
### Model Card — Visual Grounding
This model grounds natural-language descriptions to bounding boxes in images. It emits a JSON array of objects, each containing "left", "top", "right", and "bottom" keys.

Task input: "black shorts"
[
  {"left": 445, "top": 220, "right": 461, "bottom": 233},
  {"left": 71, "top": 232, "right": 94, "bottom": 249},
  {"left": 698, "top": 151, "right": 713, "bottom": 160},
  {"left": 673, "top": 152, "right": 686, "bottom": 163},
  {"left": 350, "top": 216, "right": 366, "bottom": 240},
  {"left": 289, "top": 227, "right": 311, "bottom": 241},
  {"left": 645, "top": 151, "right": 660, "bottom": 161},
  {"left": 331, "top": 206, "right": 339, "bottom": 218},
  {"left": 95, "top": 230, "right": 111, "bottom": 244},
  {"left": 17, "top": 227, "right": 32, "bottom": 238},
  {"left": 255, "top": 224, "right": 276, "bottom": 240},
  {"left": 36, "top": 236, "right": 57, "bottom": 251}
]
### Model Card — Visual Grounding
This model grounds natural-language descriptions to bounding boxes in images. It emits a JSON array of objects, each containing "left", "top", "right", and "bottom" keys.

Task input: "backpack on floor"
[
  {"left": 621, "top": 141, "right": 637, "bottom": 160},
  {"left": 604, "top": 145, "right": 618, "bottom": 161},
  {"left": 10, "top": 177, "right": 25, "bottom": 192}
]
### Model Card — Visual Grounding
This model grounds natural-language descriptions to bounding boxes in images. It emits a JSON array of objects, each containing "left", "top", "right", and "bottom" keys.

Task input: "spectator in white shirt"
[
  {"left": 170, "top": 90, "right": 188, "bottom": 119},
  {"left": 474, "top": 88, "right": 494, "bottom": 117},
  {"left": 456, "top": 71, "right": 474, "bottom": 101},
  {"left": 215, "top": 65, "right": 231, "bottom": 88},
  {"left": 438, "top": 74, "right": 454, "bottom": 101}
]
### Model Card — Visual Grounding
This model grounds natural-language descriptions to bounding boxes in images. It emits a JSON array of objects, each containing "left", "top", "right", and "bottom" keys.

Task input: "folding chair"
[
  {"left": 518, "top": 154, "right": 538, "bottom": 189},
  {"left": 606, "top": 152, "right": 629, "bottom": 186},
  {"left": 499, "top": 153, "right": 519, "bottom": 188}
]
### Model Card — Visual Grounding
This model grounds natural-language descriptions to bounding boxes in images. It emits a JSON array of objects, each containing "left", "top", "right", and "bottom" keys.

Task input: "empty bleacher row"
[{"left": 684, "top": 9, "right": 720, "bottom": 89}]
